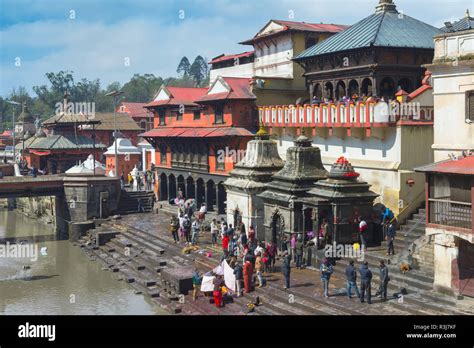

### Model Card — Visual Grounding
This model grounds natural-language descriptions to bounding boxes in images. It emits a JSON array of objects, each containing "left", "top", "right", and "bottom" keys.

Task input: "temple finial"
[
  {"left": 255, "top": 122, "right": 269, "bottom": 140},
  {"left": 376, "top": 0, "right": 398, "bottom": 13},
  {"left": 466, "top": 9, "right": 471, "bottom": 18}
]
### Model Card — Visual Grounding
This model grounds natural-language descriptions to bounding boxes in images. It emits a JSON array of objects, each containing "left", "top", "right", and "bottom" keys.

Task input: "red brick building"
[{"left": 141, "top": 78, "right": 258, "bottom": 213}]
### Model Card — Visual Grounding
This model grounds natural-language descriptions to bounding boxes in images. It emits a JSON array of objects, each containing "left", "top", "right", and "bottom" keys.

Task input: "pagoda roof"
[
  {"left": 21, "top": 134, "right": 106, "bottom": 151},
  {"left": 295, "top": 1, "right": 441, "bottom": 60}
]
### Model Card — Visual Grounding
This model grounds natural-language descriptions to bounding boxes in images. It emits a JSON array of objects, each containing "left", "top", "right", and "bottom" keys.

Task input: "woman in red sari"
[{"left": 243, "top": 259, "right": 254, "bottom": 293}]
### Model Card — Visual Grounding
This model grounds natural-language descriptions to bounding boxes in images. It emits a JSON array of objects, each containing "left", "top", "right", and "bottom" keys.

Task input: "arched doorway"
[
  {"left": 361, "top": 78, "right": 373, "bottom": 96},
  {"left": 271, "top": 212, "right": 285, "bottom": 251},
  {"left": 348, "top": 80, "right": 359, "bottom": 97},
  {"left": 168, "top": 174, "right": 177, "bottom": 201},
  {"left": 324, "top": 82, "right": 334, "bottom": 101},
  {"left": 217, "top": 182, "right": 226, "bottom": 215},
  {"left": 379, "top": 77, "right": 396, "bottom": 99},
  {"left": 314, "top": 83, "right": 323, "bottom": 100},
  {"left": 335, "top": 81, "right": 346, "bottom": 100},
  {"left": 397, "top": 78, "right": 413, "bottom": 93},
  {"left": 177, "top": 175, "right": 185, "bottom": 198},
  {"left": 159, "top": 173, "right": 168, "bottom": 201},
  {"left": 186, "top": 176, "right": 195, "bottom": 199},
  {"left": 196, "top": 178, "right": 205, "bottom": 207},
  {"left": 206, "top": 180, "right": 216, "bottom": 211}
]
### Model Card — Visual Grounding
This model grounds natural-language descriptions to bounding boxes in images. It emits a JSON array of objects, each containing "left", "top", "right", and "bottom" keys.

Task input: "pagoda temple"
[
  {"left": 224, "top": 125, "right": 285, "bottom": 239},
  {"left": 258, "top": 132, "right": 328, "bottom": 249},
  {"left": 299, "top": 157, "right": 379, "bottom": 246},
  {"left": 294, "top": 0, "right": 441, "bottom": 100}
]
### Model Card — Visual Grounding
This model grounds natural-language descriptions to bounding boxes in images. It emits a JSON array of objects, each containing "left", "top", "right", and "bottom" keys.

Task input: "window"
[
  {"left": 194, "top": 110, "right": 201, "bottom": 120},
  {"left": 140, "top": 120, "right": 147, "bottom": 130},
  {"left": 305, "top": 38, "right": 317, "bottom": 49},
  {"left": 160, "top": 145, "right": 167, "bottom": 165},
  {"left": 158, "top": 110, "right": 166, "bottom": 126},
  {"left": 466, "top": 90, "right": 474, "bottom": 122},
  {"left": 215, "top": 104, "right": 224, "bottom": 124},
  {"left": 216, "top": 147, "right": 225, "bottom": 171}
]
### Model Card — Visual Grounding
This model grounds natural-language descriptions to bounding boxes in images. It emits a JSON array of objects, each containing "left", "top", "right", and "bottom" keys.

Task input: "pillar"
[{"left": 433, "top": 234, "right": 461, "bottom": 297}]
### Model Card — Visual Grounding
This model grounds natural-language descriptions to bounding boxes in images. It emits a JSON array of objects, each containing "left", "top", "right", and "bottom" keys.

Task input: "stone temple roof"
[
  {"left": 261, "top": 135, "right": 328, "bottom": 199},
  {"left": 224, "top": 130, "right": 284, "bottom": 192}
]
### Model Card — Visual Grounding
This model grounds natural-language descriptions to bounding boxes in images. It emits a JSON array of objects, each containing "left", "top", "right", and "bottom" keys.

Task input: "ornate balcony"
[{"left": 259, "top": 101, "right": 434, "bottom": 138}]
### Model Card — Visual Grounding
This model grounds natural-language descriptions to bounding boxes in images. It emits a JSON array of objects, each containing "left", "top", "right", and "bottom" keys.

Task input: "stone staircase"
[{"left": 118, "top": 190, "right": 155, "bottom": 215}]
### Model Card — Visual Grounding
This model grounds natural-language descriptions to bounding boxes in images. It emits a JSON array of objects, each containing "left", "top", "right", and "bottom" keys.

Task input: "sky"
[{"left": 0, "top": 0, "right": 472, "bottom": 97}]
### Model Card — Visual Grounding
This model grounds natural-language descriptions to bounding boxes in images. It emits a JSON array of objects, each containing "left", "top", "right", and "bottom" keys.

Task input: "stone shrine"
[{"left": 224, "top": 126, "right": 284, "bottom": 239}]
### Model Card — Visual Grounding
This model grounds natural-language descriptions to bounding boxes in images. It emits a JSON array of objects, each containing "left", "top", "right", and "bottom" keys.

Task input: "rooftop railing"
[{"left": 259, "top": 101, "right": 434, "bottom": 128}]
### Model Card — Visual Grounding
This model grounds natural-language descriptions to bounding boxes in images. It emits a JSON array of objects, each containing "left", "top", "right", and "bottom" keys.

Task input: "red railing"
[{"left": 259, "top": 102, "right": 434, "bottom": 128}]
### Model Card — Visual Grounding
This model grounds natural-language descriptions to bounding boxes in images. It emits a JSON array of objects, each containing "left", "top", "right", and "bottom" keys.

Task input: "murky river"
[{"left": 0, "top": 208, "right": 166, "bottom": 315}]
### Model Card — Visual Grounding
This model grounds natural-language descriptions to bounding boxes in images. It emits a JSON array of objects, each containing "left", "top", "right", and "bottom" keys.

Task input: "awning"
[
  {"left": 415, "top": 155, "right": 474, "bottom": 176},
  {"left": 141, "top": 127, "right": 254, "bottom": 138},
  {"left": 29, "top": 150, "right": 51, "bottom": 156}
]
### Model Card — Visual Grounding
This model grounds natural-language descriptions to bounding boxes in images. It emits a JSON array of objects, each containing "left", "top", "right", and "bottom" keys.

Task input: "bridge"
[
  {"left": 0, "top": 175, "right": 65, "bottom": 198},
  {"left": 0, "top": 174, "right": 121, "bottom": 240}
]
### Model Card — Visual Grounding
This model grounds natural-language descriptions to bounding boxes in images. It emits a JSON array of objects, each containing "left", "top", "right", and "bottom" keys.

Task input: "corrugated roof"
[
  {"left": 146, "top": 87, "right": 208, "bottom": 108},
  {"left": 87, "top": 113, "right": 143, "bottom": 131},
  {"left": 296, "top": 10, "right": 441, "bottom": 59},
  {"left": 209, "top": 51, "right": 255, "bottom": 65},
  {"left": 440, "top": 12, "right": 474, "bottom": 32},
  {"left": 415, "top": 156, "right": 474, "bottom": 175},
  {"left": 119, "top": 102, "right": 153, "bottom": 118},
  {"left": 141, "top": 127, "right": 254, "bottom": 138},
  {"left": 240, "top": 19, "right": 348, "bottom": 45},
  {"left": 27, "top": 134, "right": 106, "bottom": 150},
  {"left": 197, "top": 77, "right": 256, "bottom": 103},
  {"left": 43, "top": 112, "right": 98, "bottom": 125}
]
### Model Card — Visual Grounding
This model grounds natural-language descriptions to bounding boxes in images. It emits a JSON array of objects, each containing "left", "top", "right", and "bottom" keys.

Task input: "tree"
[
  {"left": 189, "top": 56, "right": 209, "bottom": 87},
  {"left": 121, "top": 74, "right": 163, "bottom": 102},
  {"left": 176, "top": 57, "right": 191, "bottom": 78}
]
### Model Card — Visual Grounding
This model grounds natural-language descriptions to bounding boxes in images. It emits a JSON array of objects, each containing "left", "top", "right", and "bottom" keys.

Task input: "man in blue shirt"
[{"left": 320, "top": 258, "right": 333, "bottom": 299}]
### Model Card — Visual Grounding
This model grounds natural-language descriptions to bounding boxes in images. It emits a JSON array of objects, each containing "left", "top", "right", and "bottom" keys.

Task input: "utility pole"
[
  {"left": 6, "top": 100, "right": 21, "bottom": 163},
  {"left": 105, "top": 90, "right": 124, "bottom": 177}
]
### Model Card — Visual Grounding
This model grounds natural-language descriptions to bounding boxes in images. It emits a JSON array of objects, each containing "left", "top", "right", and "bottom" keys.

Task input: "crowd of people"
[
  {"left": 311, "top": 93, "right": 390, "bottom": 107},
  {"left": 166, "top": 194, "right": 398, "bottom": 308},
  {"left": 120, "top": 170, "right": 154, "bottom": 191},
  {"left": 320, "top": 258, "right": 390, "bottom": 304}
]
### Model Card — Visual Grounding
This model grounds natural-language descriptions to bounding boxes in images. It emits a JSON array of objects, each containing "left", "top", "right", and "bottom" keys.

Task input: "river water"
[{"left": 0, "top": 208, "right": 166, "bottom": 315}]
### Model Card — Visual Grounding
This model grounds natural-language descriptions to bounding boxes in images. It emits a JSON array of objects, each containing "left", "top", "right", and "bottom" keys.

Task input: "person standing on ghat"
[
  {"left": 345, "top": 260, "right": 361, "bottom": 299},
  {"left": 282, "top": 250, "right": 291, "bottom": 290},
  {"left": 377, "top": 260, "right": 390, "bottom": 301},
  {"left": 319, "top": 258, "right": 333, "bottom": 299},
  {"left": 169, "top": 215, "right": 180, "bottom": 243},
  {"left": 210, "top": 219, "right": 219, "bottom": 246},
  {"left": 359, "top": 261, "right": 373, "bottom": 304}
]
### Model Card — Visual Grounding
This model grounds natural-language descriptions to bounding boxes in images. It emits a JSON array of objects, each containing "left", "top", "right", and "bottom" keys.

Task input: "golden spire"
[{"left": 255, "top": 122, "right": 269, "bottom": 140}]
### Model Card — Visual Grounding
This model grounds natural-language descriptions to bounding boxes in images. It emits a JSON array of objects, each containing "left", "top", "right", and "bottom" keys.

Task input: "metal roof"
[
  {"left": 415, "top": 156, "right": 474, "bottom": 176},
  {"left": 440, "top": 12, "right": 474, "bottom": 32},
  {"left": 141, "top": 127, "right": 254, "bottom": 138},
  {"left": 27, "top": 134, "right": 106, "bottom": 150},
  {"left": 295, "top": 10, "right": 441, "bottom": 59}
]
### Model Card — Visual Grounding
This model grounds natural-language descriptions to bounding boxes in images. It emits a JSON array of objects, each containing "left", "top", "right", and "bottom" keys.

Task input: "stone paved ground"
[{"left": 110, "top": 211, "right": 474, "bottom": 316}]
